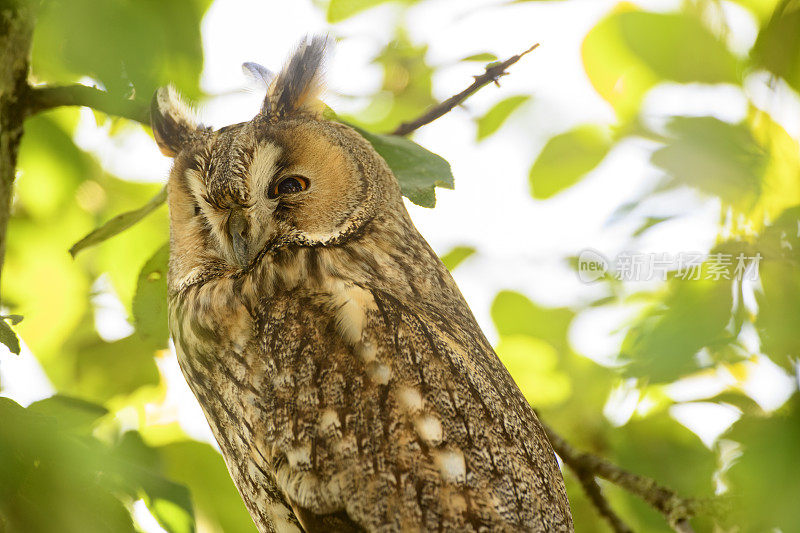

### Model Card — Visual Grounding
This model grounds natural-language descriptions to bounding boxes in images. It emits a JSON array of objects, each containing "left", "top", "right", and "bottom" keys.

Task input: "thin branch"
[
  {"left": 391, "top": 43, "right": 539, "bottom": 136},
  {"left": 573, "top": 467, "right": 633, "bottom": 533},
  {"left": 24, "top": 84, "right": 150, "bottom": 124},
  {"left": 542, "top": 420, "right": 706, "bottom": 533}
]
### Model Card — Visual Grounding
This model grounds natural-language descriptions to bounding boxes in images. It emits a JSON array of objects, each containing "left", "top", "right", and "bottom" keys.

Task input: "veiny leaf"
[
  {"left": 651, "top": 116, "right": 766, "bottom": 208},
  {"left": 440, "top": 245, "right": 476, "bottom": 271},
  {"left": 352, "top": 125, "right": 454, "bottom": 207},
  {"left": 132, "top": 243, "right": 170, "bottom": 349},
  {"left": 0, "top": 318, "right": 21, "bottom": 355},
  {"left": 69, "top": 187, "right": 166, "bottom": 256},
  {"left": 529, "top": 125, "right": 612, "bottom": 199},
  {"left": 476, "top": 95, "right": 530, "bottom": 141}
]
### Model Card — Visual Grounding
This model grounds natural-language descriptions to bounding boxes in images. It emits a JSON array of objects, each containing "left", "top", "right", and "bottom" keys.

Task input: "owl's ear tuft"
[
  {"left": 262, "top": 35, "right": 329, "bottom": 120},
  {"left": 150, "top": 86, "right": 202, "bottom": 157}
]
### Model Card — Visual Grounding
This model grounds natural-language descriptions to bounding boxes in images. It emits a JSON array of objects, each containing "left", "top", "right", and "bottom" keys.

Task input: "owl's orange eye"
[{"left": 270, "top": 175, "right": 309, "bottom": 198}]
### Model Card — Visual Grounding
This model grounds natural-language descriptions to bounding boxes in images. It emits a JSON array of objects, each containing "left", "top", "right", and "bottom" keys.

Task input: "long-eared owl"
[{"left": 153, "top": 36, "right": 573, "bottom": 532}]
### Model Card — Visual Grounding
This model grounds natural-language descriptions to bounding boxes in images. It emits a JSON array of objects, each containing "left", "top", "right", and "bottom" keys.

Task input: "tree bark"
[{"left": 0, "top": 0, "right": 34, "bottom": 299}]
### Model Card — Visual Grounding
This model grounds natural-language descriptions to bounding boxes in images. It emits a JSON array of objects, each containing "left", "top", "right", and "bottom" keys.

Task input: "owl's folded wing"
[{"left": 249, "top": 287, "right": 572, "bottom": 532}]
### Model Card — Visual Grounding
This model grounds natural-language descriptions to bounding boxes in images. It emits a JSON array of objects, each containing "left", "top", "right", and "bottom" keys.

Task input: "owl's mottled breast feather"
[{"left": 171, "top": 238, "right": 572, "bottom": 532}]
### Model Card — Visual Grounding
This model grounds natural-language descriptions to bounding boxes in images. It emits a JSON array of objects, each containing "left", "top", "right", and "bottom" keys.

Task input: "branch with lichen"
[{"left": 541, "top": 419, "right": 720, "bottom": 533}]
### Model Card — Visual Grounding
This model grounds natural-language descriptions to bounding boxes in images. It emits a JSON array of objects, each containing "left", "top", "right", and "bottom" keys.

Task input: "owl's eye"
[{"left": 270, "top": 175, "right": 309, "bottom": 198}]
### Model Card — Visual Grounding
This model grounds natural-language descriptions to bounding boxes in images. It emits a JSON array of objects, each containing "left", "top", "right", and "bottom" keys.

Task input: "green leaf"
[
  {"left": 631, "top": 216, "right": 673, "bottom": 237},
  {"left": 60, "top": 312, "right": 160, "bottom": 402},
  {"left": 460, "top": 52, "right": 498, "bottom": 62},
  {"left": 27, "top": 395, "right": 108, "bottom": 432},
  {"left": 327, "top": 0, "right": 416, "bottom": 22},
  {"left": 651, "top": 117, "right": 766, "bottom": 208},
  {"left": 476, "top": 95, "right": 530, "bottom": 141},
  {"left": 495, "top": 335, "right": 571, "bottom": 406},
  {"left": 351, "top": 125, "right": 454, "bottom": 207},
  {"left": 4, "top": 314, "right": 23, "bottom": 325},
  {"left": 0, "top": 317, "right": 21, "bottom": 355},
  {"left": 583, "top": 8, "right": 740, "bottom": 117},
  {"left": 729, "top": 0, "right": 783, "bottom": 22},
  {"left": 618, "top": 12, "right": 740, "bottom": 84},
  {"left": 159, "top": 441, "right": 256, "bottom": 533},
  {"left": 490, "top": 290, "right": 575, "bottom": 354},
  {"left": 0, "top": 398, "right": 138, "bottom": 533},
  {"left": 529, "top": 125, "right": 612, "bottom": 199},
  {"left": 69, "top": 187, "right": 166, "bottom": 256},
  {"left": 133, "top": 242, "right": 170, "bottom": 349},
  {"left": 754, "top": 207, "right": 800, "bottom": 370},
  {"left": 439, "top": 245, "right": 476, "bottom": 271},
  {"left": 116, "top": 432, "right": 196, "bottom": 533},
  {"left": 622, "top": 277, "right": 733, "bottom": 382},
  {"left": 32, "top": 0, "right": 212, "bottom": 99},
  {"left": 604, "top": 412, "right": 717, "bottom": 530},
  {"left": 752, "top": 3, "right": 800, "bottom": 94},
  {"left": 725, "top": 396, "right": 800, "bottom": 530}
]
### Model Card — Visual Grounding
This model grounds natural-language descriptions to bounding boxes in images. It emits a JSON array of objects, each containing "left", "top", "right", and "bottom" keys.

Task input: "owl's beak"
[{"left": 228, "top": 210, "right": 249, "bottom": 267}]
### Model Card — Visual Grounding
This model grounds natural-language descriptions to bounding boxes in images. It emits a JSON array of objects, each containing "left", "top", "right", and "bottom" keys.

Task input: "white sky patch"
[
  {"left": 737, "top": 355, "right": 797, "bottom": 412},
  {"left": 132, "top": 499, "right": 168, "bottom": 533},
  {"left": 91, "top": 274, "right": 135, "bottom": 341},
  {"left": 669, "top": 402, "right": 741, "bottom": 448},
  {"left": 0, "top": 340, "right": 55, "bottom": 407},
  {"left": 157, "top": 344, "right": 218, "bottom": 448},
  {"left": 73, "top": 107, "right": 171, "bottom": 184},
  {"left": 603, "top": 378, "right": 642, "bottom": 427}
]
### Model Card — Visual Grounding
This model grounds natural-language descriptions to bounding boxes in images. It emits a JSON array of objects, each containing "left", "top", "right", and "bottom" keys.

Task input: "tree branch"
[
  {"left": 24, "top": 84, "right": 150, "bottom": 124},
  {"left": 391, "top": 43, "right": 539, "bottom": 136},
  {"left": 542, "top": 420, "right": 709, "bottom": 533},
  {"left": 0, "top": 0, "right": 36, "bottom": 303}
]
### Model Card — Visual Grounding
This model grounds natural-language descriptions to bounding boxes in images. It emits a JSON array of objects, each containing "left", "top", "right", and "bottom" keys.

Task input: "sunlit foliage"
[{"left": 1, "top": 0, "right": 799, "bottom": 531}]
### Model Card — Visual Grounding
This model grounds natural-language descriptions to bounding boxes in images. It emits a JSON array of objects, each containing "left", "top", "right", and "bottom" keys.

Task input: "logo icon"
[{"left": 577, "top": 249, "right": 609, "bottom": 283}]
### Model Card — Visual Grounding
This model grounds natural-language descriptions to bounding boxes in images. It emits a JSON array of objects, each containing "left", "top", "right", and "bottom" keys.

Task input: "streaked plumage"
[{"left": 154, "top": 37, "right": 573, "bottom": 533}]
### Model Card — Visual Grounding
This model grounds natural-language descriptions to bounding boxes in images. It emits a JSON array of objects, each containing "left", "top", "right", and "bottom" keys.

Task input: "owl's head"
[{"left": 153, "top": 36, "right": 400, "bottom": 291}]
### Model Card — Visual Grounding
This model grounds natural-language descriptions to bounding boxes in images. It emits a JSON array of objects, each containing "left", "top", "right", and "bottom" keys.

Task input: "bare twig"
[
  {"left": 574, "top": 468, "right": 633, "bottom": 533},
  {"left": 542, "top": 421, "right": 704, "bottom": 533},
  {"left": 24, "top": 84, "right": 150, "bottom": 124},
  {"left": 391, "top": 43, "right": 539, "bottom": 136}
]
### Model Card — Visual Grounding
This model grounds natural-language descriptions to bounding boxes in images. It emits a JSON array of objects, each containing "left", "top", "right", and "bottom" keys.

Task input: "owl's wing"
[{"left": 248, "top": 286, "right": 572, "bottom": 532}]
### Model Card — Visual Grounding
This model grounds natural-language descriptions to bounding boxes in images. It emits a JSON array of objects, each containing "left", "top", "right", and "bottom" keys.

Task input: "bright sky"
[{"left": 1, "top": 3, "right": 797, "bottom": 529}]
